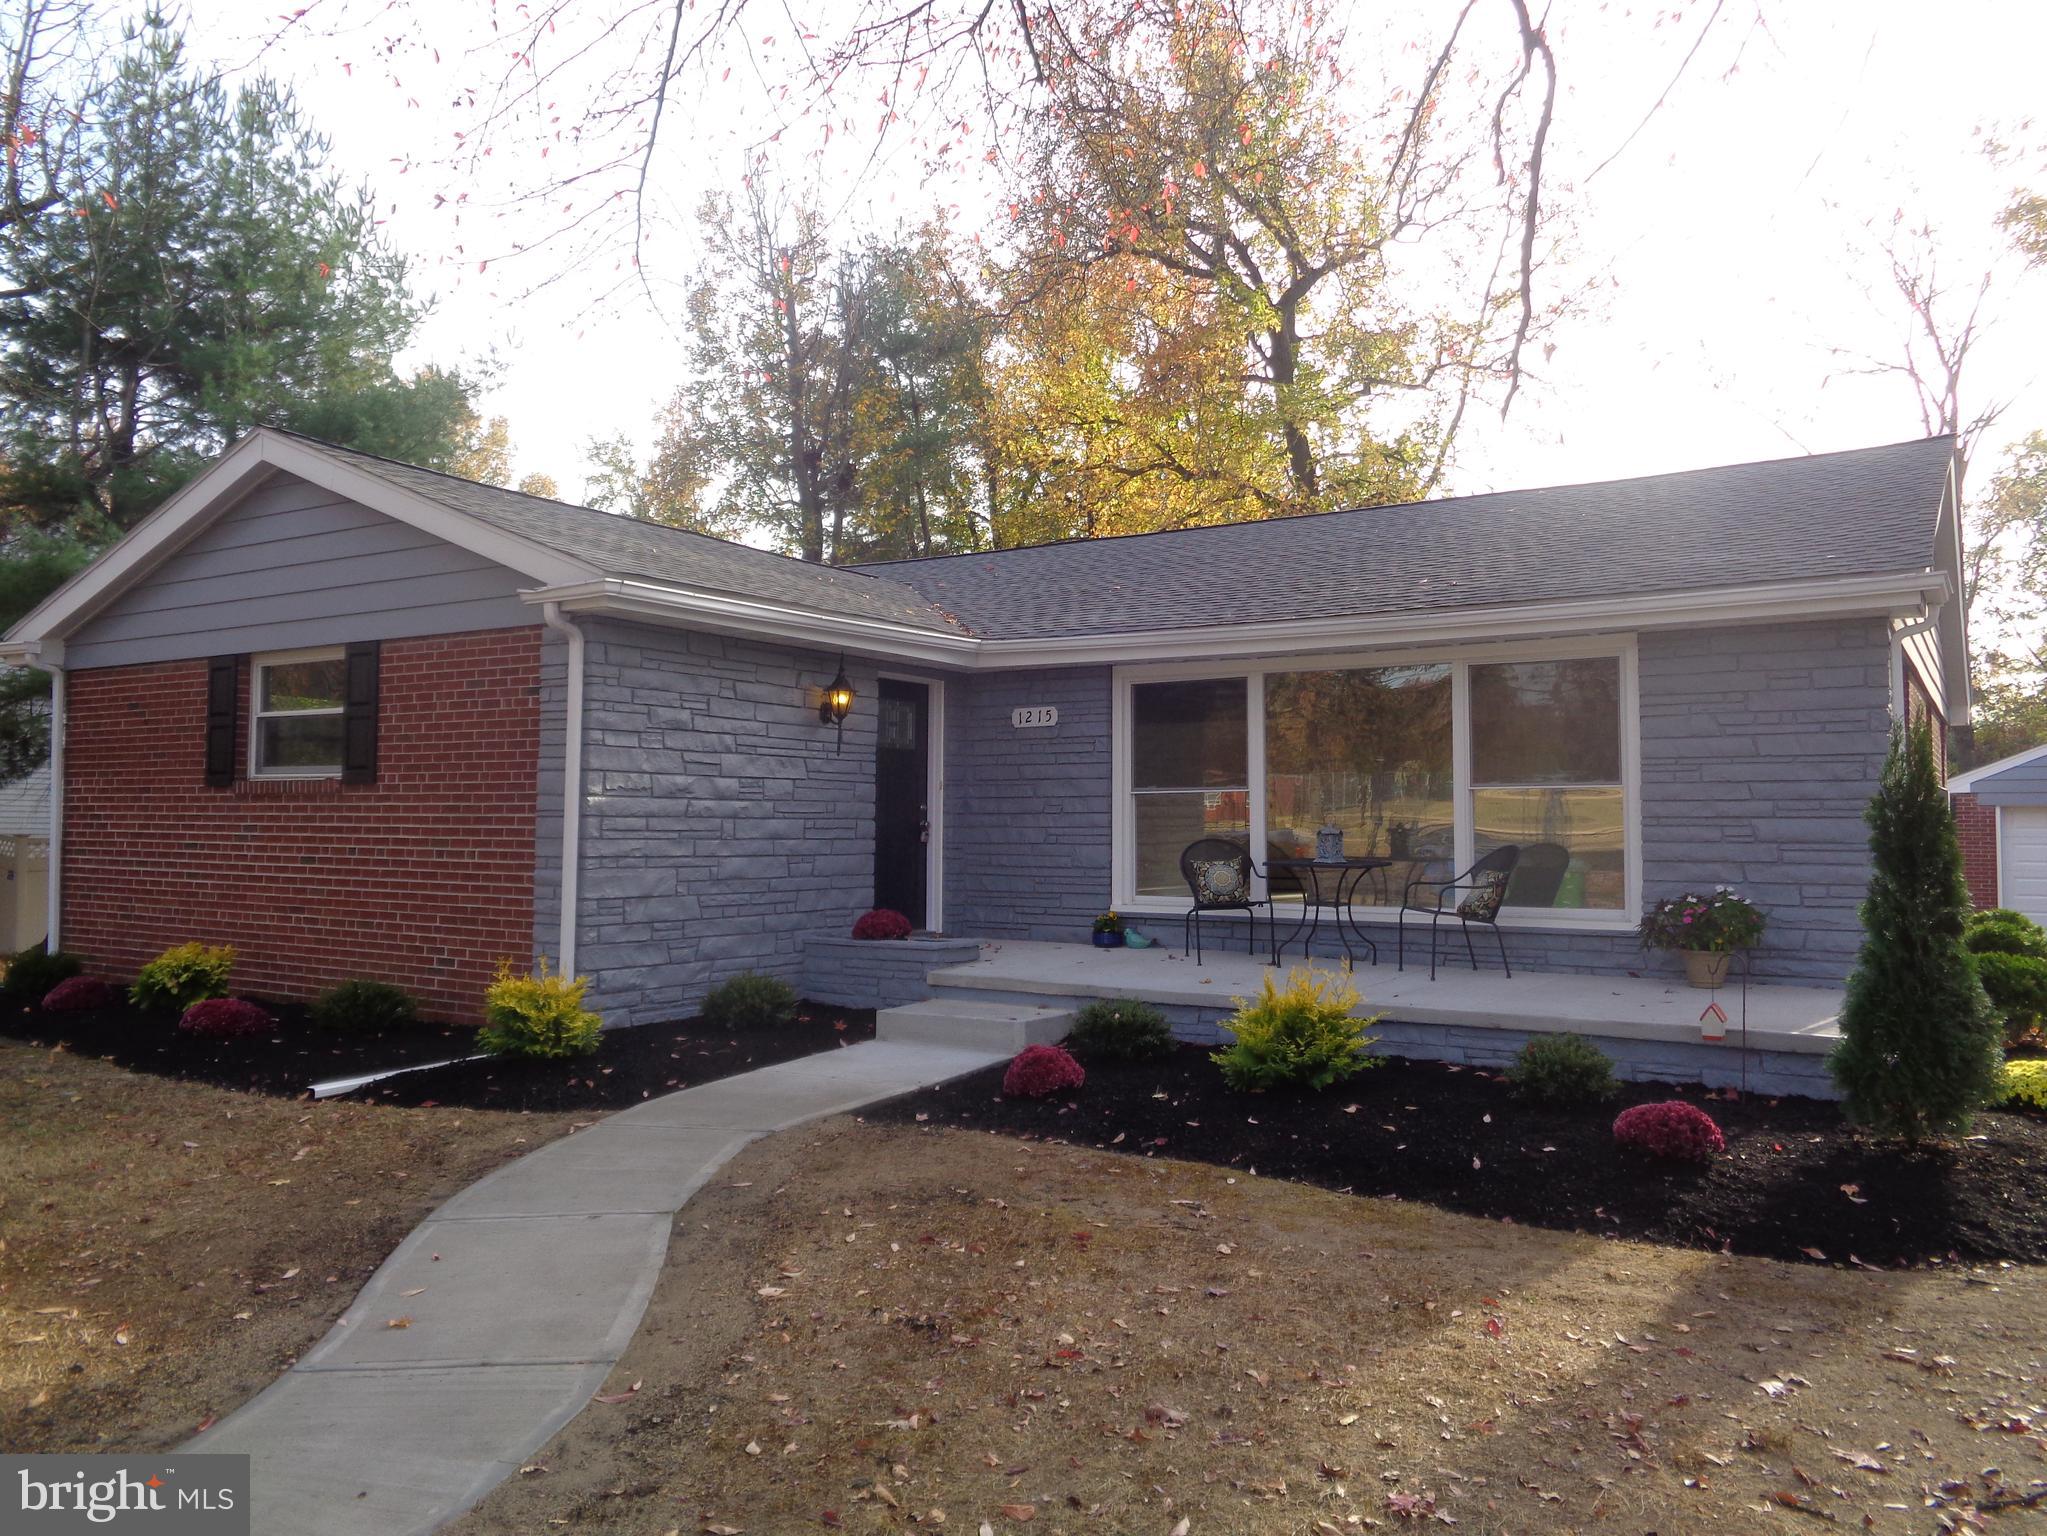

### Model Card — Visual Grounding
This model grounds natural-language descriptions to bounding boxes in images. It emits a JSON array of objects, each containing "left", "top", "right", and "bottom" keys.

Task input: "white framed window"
[
  {"left": 1111, "top": 637, "right": 1642, "bottom": 928},
  {"left": 249, "top": 647, "right": 347, "bottom": 778}
]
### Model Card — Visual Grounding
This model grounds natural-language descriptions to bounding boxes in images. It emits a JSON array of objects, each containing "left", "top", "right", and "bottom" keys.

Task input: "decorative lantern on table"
[{"left": 1316, "top": 823, "right": 1345, "bottom": 862}]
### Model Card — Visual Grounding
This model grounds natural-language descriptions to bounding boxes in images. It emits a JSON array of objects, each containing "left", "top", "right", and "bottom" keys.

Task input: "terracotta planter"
[{"left": 1682, "top": 949, "right": 1733, "bottom": 989}]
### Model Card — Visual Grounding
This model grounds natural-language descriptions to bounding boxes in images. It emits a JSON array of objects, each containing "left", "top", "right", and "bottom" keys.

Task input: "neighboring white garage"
[
  {"left": 2003, "top": 807, "right": 2047, "bottom": 925},
  {"left": 1951, "top": 743, "right": 2047, "bottom": 925}
]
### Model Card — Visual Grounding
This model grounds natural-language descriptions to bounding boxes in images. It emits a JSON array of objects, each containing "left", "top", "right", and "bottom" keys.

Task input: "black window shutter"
[
  {"left": 341, "top": 641, "right": 380, "bottom": 785},
  {"left": 204, "top": 656, "right": 239, "bottom": 788}
]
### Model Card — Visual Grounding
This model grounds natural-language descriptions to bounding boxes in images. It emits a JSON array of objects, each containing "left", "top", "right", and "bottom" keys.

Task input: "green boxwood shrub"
[
  {"left": 477, "top": 961, "right": 601, "bottom": 1059},
  {"left": 1964, "top": 911, "right": 2047, "bottom": 959},
  {"left": 4, "top": 944, "right": 83, "bottom": 1001},
  {"left": 312, "top": 979, "right": 421, "bottom": 1033},
  {"left": 1973, "top": 908, "right": 2047, "bottom": 937},
  {"left": 1212, "top": 968, "right": 1380, "bottom": 1092},
  {"left": 1068, "top": 998, "right": 1173, "bottom": 1060},
  {"left": 1975, "top": 952, "right": 2047, "bottom": 1047},
  {"left": 701, "top": 972, "right": 798, "bottom": 1031},
  {"left": 130, "top": 942, "right": 236, "bottom": 1013},
  {"left": 1507, "top": 1032, "right": 1617, "bottom": 1105}
]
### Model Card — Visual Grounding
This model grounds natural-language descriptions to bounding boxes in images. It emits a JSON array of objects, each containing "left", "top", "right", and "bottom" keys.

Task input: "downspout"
[
  {"left": 540, "top": 604, "right": 584, "bottom": 978},
  {"left": 44, "top": 658, "right": 64, "bottom": 951}
]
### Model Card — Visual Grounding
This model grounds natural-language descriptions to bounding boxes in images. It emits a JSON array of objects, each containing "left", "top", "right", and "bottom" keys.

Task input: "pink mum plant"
[
  {"left": 178, "top": 997, "right": 274, "bottom": 1040},
  {"left": 1613, "top": 1100, "right": 1725, "bottom": 1162},
  {"left": 1003, "top": 1043, "right": 1086, "bottom": 1099}
]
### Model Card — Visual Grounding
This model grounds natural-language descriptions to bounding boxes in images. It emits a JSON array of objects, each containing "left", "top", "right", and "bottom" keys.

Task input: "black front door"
[{"left": 873, "top": 678, "right": 930, "bottom": 928}]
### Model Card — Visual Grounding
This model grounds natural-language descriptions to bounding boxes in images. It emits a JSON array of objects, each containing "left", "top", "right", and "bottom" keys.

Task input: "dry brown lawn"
[
  {"left": 0, "top": 1037, "right": 575, "bottom": 1451},
  {"left": 454, "top": 1119, "right": 2047, "bottom": 1536}
]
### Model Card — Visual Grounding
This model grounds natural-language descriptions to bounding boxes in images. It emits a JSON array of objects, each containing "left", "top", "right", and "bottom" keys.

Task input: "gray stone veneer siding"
[
  {"left": 800, "top": 935, "right": 985, "bottom": 1008},
  {"left": 934, "top": 981, "right": 1838, "bottom": 1098},
  {"left": 942, "top": 665, "right": 1114, "bottom": 938},
  {"left": 571, "top": 619, "right": 881, "bottom": 1026},
  {"left": 935, "top": 618, "right": 1890, "bottom": 986}
]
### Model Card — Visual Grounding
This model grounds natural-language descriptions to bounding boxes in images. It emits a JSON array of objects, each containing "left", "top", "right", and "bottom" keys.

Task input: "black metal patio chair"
[
  {"left": 1178, "top": 837, "right": 1282, "bottom": 966},
  {"left": 1396, "top": 844, "right": 1521, "bottom": 980}
]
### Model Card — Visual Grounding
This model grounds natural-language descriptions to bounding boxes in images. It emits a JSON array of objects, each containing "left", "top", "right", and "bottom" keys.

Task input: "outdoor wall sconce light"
[{"left": 818, "top": 655, "right": 855, "bottom": 750}]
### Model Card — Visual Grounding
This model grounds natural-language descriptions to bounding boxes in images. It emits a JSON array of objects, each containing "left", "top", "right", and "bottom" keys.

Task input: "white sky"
[{"left": 179, "top": 1, "right": 2047, "bottom": 508}]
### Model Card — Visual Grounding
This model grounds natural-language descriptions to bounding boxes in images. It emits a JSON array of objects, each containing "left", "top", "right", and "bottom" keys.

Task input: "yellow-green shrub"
[
  {"left": 477, "top": 960, "right": 602, "bottom": 1059},
  {"left": 130, "top": 942, "right": 235, "bottom": 1013},
  {"left": 2005, "top": 1058, "right": 2047, "bottom": 1112},
  {"left": 1212, "top": 967, "right": 1380, "bottom": 1091}
]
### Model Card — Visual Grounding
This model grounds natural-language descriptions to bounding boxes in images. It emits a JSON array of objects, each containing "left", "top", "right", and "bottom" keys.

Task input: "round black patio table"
[{"left": 1267, "top": 856, "right": 1393, "bottom": 966}]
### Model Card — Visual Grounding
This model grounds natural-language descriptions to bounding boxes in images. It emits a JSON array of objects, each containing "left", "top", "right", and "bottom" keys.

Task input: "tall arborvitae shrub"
[{"left": 1828, "top": 721, "right": 2004, "bottom": 1141}]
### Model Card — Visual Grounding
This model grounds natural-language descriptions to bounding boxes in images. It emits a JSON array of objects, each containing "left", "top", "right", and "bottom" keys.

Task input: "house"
[
  {"left": 1951, "top": 743, "right": 2047, "bottom": 926},
  {"left": 0, "top": 429, "right": 1964, "bottom": 1030}
]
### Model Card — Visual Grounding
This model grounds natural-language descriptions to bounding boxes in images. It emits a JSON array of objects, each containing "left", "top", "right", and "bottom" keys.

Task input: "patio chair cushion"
[
  {"left": 1191, "top": 858, "right": 1250, "bottom": 905},
  {"left": 1455, "top": 868, "right": 1508, "bottom": 923}
]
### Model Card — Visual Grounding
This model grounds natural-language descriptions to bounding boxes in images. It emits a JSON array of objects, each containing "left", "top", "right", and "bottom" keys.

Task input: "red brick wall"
[
  {"left": 1953, "top": 791, "right": 1999, "bottom": 910},
  {"left": 63, "top": 627, "right": 542, "bottom": 1020},
  {"left": 1904, "top": 657, "right": 1948, "bottom": 780}
]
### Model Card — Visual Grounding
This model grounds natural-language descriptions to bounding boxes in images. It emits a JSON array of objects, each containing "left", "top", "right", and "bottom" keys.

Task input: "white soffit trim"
[
  {"left": 529, "top": 578, "right": 981, "bottom": 666},
  {"left": 528, "top": 567, "right": 1950, "bottom": 671},
  {"left": 5, "top": 430, "right": 599, "bottom": 645}
]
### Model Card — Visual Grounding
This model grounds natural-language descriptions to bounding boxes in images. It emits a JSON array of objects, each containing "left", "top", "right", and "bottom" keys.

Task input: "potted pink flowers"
[{"left": 1638, "top": 888, "right": 1766, "bottom": 988}]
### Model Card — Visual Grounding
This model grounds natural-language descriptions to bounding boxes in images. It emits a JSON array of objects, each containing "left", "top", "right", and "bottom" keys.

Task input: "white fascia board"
[
  {"left": 5, "top": 430, "right": 598, "bottom": 646},
  {"left": 527, "top": 578, "right": 981, "bottom": 667},
  {"left": 531, "top": 568, "right": 1951, "bottom": 673},
  {"left": 969, "top": 569, "right": 1953, "bottom": 669},
  {"left": 1937, "top": 456, "right": 1972, "bottom": 723}
]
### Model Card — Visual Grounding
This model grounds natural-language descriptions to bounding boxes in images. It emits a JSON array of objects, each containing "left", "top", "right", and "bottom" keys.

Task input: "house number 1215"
[{"left": 1011, "top": 706, "right": 1059, "bottom": 728}]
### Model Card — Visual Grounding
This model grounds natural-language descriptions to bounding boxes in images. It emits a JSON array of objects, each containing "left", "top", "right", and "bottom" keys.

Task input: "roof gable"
[
  {"left": 3, "top": 431, "right": 597, "bottom": 654},
  {"left": 1951, "top": 741, "right": 2047, "bottom": 797}
]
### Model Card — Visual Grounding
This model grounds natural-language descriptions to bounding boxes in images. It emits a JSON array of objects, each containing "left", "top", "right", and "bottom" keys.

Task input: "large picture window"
[
  {"left": 1265, "top": 664, "right": 1453, "bottom": 906},
  {"left": 1118, "top": 646, "right": 1635, "bottom": 920}
]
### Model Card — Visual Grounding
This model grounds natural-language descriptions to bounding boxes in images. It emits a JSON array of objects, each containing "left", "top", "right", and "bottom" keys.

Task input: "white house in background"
[
  {"left": 0, "top": 762, "right": 51, "bottom": 951},
  {"left": 1951, "top": 742, "right": 2047, "bottom": 927}
]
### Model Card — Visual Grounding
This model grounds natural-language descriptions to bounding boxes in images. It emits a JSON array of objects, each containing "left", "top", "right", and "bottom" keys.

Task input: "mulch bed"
[
  {"left": 343, "top": 1006, "right": 876, "bottom": 1111},
  {"left": 865, "top": 1044, "right": 2047, "bottom": 1267},
  {"left": 1, "top": 993, "right": 876, "bottom": 1107},
  {"left": 0, "top": 995, "right": 474, "bottom": 1098}
]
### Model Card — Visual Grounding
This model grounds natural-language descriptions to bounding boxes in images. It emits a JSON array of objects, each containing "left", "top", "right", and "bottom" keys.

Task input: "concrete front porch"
[{"left": 919, "top": 939, "right": 1847, "bottom": 1098}]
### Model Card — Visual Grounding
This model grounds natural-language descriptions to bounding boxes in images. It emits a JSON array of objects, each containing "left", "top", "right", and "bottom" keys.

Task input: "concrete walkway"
[{"left": 196, "top": 1039, "right": 1005, "bottom": 1536}]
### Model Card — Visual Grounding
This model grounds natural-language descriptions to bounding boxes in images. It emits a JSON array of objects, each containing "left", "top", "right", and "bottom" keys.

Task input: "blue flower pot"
[{"left": 1092, "top": 930, "right": 1125, "bottom": 948}]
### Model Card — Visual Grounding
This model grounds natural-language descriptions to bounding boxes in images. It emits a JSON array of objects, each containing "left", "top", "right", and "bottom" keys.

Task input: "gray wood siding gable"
[
  {"left": 1974, "top": 753, "right": 2047, "bottom": 804},
  {"left": 63, "top": 471, "right": 540, "bottom": 669}
]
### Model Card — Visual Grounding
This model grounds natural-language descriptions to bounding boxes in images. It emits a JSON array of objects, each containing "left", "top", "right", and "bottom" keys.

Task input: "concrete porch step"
[{"left": 876, "top": 999, "right": 1075, "bottom": 1053}]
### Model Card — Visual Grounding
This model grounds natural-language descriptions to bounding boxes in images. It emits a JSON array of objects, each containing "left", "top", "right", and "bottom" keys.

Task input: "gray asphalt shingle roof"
[
  {"left": 291, "top": 435, "right": 972, "bottom": 636},
  {"left": 856, "top": 436, "right": 1957, "bottom": 640},
  {"left": 291, "top": 432, "right": 1953, "bottom": 643}
]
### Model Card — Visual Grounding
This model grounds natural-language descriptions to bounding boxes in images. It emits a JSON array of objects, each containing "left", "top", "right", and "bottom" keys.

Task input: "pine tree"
[{"left": 1828, "top": 721, "right": 2004, "bottom": 1141}]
